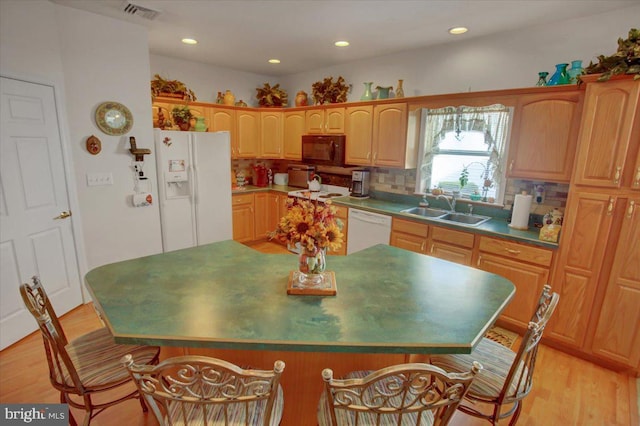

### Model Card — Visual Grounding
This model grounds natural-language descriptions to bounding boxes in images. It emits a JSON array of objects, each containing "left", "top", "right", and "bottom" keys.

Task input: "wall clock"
[{"left": 95, "top": 101, "right": 133, "bottom": 135}]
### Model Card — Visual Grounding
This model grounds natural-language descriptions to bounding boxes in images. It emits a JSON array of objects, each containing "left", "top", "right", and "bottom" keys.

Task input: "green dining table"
[{"left": 85, "top": 240, "right": 515, "bottom": 424}]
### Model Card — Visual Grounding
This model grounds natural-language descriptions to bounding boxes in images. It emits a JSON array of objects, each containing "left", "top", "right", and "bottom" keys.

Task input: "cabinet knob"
[
  {"left": 367, "top": 152, "right": 371, "bottom": 160},
  {"left": 627, "top": 200, "right": 635, "bottom": 219},
  {"left": 607, "top": 197, "right": 615, "bottom": 215},
  {"left": 509, "top": 161, "right": 514, "bottom": 172},
  {"left": 505, "top": 248, "right": 521, "bottom": 255},
  {"left": 613, "top": 165, "right": 622, "bottom": 184},
  {"left": 634, "top": 167, "right": 640, "bottom": 187}
]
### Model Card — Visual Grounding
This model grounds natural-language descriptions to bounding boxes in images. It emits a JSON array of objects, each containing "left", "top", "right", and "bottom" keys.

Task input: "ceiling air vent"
[{"left": 122, "top": 2, "right": 161, "bottom": 20}]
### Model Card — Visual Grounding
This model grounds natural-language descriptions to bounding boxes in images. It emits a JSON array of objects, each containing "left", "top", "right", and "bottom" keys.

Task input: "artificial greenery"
[
  {"left": 583, "top": 28, "right": 640, "bottom": 81},
  {"left": 151, "top": 74, "right": 197, "bottom": 100},
  {"left": 256, "top": 83, "right": 288, "bottom": 107},
  {"left": 311, "top": 76, "right": 349, "bottom": 104},
  {"left": 171, "top": 105, "right": 193, "bottom": 129}
]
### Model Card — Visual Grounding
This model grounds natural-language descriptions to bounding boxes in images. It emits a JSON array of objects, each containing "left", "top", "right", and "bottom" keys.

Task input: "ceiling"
[{"left": 50, "top": 0, "right": 634, "bottom": 76}]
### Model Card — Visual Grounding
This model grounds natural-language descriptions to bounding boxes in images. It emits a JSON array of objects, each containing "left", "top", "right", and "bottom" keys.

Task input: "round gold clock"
[{"left": 95, "top": 101, "right": 133, "bottom": 135}]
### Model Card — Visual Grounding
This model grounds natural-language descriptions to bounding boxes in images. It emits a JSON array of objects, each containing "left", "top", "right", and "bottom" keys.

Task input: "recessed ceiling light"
[
  {"left": 335, "top": 41, "right": 350, "bottom": 47},
  {"left": 268, "top": 59, "right": 281, "bottom": 64},
  {"left": 448, "top": 27, "right": 468, "bottom": 35},
  {"left": 181, "top": 38, "right": 198, "bottom": 45}
]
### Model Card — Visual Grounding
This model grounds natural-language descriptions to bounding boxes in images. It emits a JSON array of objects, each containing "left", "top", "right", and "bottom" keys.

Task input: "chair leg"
[
  {"left": 82, "top": 395, "right": 93, "bottom": 426},
  {"left": 61, "top": 392, "right": 78, "bottom": 426},
  {"left": 508, "top": 402, "right": 522, "bottom": 426}
]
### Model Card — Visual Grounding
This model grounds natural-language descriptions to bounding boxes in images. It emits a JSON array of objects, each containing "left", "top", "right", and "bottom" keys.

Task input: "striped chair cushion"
[
  {"left": 163, "top": 384, "right": 284, "bottom": 426},
  {"left": 63, "top": 327, "right": 159, "bottom": 388},
  {"left": 430, "top": 338, "right": 527, "bottom": 401},
  {"left": 317, "top": 370, "right": 436, "bottom": 426}
]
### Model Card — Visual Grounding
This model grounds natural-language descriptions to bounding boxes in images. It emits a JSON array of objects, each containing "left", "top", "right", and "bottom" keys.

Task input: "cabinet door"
[
  {"left": 236, "top": 110, "right": 260, "bottom": 158},
  {"left": 232, "top": 194, "right": 254, "bottom": 242},
  {"left": 188, "top": 105, "right": 209, "bottom": 130},
  {"left": 253, "top": 192, "right": 270, "bottom": 240},
  {"left": 390, "top": 231, "right": 427, "bottom": 254},
  {"left": 573, "top": 79, "right": 640, "bottom": 188},
  {"left": 152, "top": 102, "right": 179, "bottom": 130},
  {"left": 632, "top": 149, "right": 640, "bottom": 191},
  {"left": 345, "top": 105, "right": 373, "bottom": 166},
  {"left": 507, "top": 92, "right": 581, "bottom": 182},
  {"left": 548, "top": 192, "right": 615, "bottom": 348},
  {"left": 283, "top": 111, "right": 304, "bottom": 160},
  {"left": 260, "top": 111, "right": 282, "bottom": 158},
  {"left": 372, "top": 103, "right": 408, "bottom": 167},
  {"left": 477, "top": 252, "right": 549, "bottom": 329},
  {"left": 325, "top": 107, "right": 345, "bottom": 133},
  {"left": 305, "top": 110, "right": 325, "bottom": 134},
  {"left": 591, "top": 197, "right": 640, "bottom": 367},
  {"left": 210, "top": 108, "right": 236, "bottom": 156},
  {"left": 429, "top": 242, "right": 473, "bottom": 265}
]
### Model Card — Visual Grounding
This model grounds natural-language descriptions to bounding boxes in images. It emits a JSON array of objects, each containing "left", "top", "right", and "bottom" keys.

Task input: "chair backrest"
[
  {"left": 19, "top": 276, "right": 84, "bottom": 391},
  {"left": 122, "top": 355, "right": 285, "bottom": 426},
  {"left": 499, "top": 289, "right": 559, "bottom": 405},
  {"left": 322, "top": 361, "right": 482, "bottom": 426}
]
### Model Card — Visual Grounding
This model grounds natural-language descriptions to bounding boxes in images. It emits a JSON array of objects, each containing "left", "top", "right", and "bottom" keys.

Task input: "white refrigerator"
[{"left": 154, "top": 129, "right": 232, "bottom": 252}]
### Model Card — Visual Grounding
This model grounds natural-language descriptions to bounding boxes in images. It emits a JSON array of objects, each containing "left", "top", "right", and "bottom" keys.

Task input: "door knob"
[{"left": 53, "top": 211, "right": 72, "bottom": 220}]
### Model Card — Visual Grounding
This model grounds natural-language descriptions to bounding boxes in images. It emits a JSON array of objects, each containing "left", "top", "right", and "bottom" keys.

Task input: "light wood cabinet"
[
  {"left": 283, "top": 111, "right": 305, "bottom": 160},
  {"left": 209, "top": 107, "right": 236, "bottom": 155},
  {"left": 331, "top": 205, "right": 349, "bottom": 256},
  {"left": 390, "top": 218, "right": 429, "bottom": 254},
  {"left": 477, "top": 236, "right": 553, "bottom": 330},
  {"left": 259, "top": 111, "right": 282, "bottom": 158},
  {"left": 372, "top": 103, "right": 409, "bottom": 168},
  {"left": 428, "top": 226, "right": 474, "bottom": 266},
  {"left": 590, "top": 197, "right": 640, "bottom": 367},
  {"left": 253, "top": 192, "right": 270, "bottom": 240},
  {"left": 573, "top": 77, "right": 640, "bottom": 188},
  {"left": 236, "top": 110, "right": 260, "bottom": 158},
  {"left": 305, "top": 107, "right": 345, "bottom": 134},
  {"left": 232, "top": 193, "right": 255, "bottom": 243},
  {"left": 345, "top": 105, "right": 374, "bottom": 165},
  {"left": 507, "top": 91, "right": 582, "bottom": 182},
  {"left": 152, "top": 102, "right": 180, "bottom": 130}
]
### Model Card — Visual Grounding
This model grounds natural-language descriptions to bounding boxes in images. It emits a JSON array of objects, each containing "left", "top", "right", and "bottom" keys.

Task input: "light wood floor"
[{"left": 1, "top": 241, "right": 637, "bottom": 425}]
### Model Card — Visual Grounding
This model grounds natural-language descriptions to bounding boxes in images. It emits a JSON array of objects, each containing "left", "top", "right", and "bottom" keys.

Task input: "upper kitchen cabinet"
[
  {"left": 152, "top": 102, "right": 179, "bottom": 130},
  {"left": 236, "top": 110, "right": 260, "bottom": 158},
  {"left": 345, "top": 102, "right": 411, "bottom": 168},
  {"left": 507, "top": 90, "right": 582, "bottom": 182},
  {"left": 209, "top": 107, "right": 236, "bottom": 153},
  {"left": 260, "top": 110, "right": 283, "bottom": 159},
  {"left": 283, "top": 111, "right": 305, "bottom": 160},
  {"left": 573, "top": 76, "right": 640, "bottom": 189},
  {"left": 305, "top": 107, "right": 345, "bottom": 134}
]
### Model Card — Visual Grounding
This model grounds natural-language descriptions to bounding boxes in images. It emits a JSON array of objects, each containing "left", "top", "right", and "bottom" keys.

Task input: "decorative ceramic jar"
[
  {"left": 376, "top": 86, "right": 392, "bottom": 99},
  {"left": 567, "top": 60, "right": 584, "bottom": 84},
  {"left": 223, "top": 90, "right": 235, "bottom": 106},
  {"left": 536, "top": 71, "right": 549, "bottom": 86},
  {"left": 295, "top": 91, "right": 309, "bottom": 107},
  {"left": 396, "top": 79, "right": 405, "bottom": 98},
  {"left": 361, "top": 82, "right": 374, "bottom": 101},
  {"left": 547, "top": 63, "right": 570, "bottom": 86},
  {"left": 216, "top": 91, "right": 224, "bottom": 104},
  {"left": 194, "top": 117, "right": 207, "bottom": 132}
]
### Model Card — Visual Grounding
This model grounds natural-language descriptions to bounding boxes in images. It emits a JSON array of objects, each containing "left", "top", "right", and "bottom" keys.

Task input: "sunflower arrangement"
[{"left": 270, "top": 197, "right": 343, "bottom": 254}]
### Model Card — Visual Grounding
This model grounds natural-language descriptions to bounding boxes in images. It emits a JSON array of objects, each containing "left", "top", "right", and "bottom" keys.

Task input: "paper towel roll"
[{"left": 509, "top": 193, "right": 532, "bottom": 230}]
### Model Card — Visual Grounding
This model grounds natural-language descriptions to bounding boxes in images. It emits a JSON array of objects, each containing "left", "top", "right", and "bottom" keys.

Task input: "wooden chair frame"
[
  {"left": 122, "top": 355, "right": 285, "bottom": 426},
  {"left": 20, "top": 276, "right": 160, "bottom": 426},
  {"left": 320, "top": 361, "right": 482, "bottom": 426}
]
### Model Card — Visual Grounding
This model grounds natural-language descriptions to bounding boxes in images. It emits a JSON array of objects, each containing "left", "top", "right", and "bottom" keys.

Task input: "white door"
[{"left": 0, "top": 77, "right": 82, "bottom": 349}]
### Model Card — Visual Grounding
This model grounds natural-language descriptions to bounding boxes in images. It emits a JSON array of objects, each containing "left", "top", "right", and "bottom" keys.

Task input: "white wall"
[{"left": 1, "top": 0, "right": 162, "bottom": 272}]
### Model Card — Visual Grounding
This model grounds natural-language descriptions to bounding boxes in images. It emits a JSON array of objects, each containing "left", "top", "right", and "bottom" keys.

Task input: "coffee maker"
[{"left": 351, "top": 170, "right": 370, "bottom": 197}]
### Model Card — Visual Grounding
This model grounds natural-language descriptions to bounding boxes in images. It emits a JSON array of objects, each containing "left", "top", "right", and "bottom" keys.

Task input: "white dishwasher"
[{"left": 347, "top": 208, "right": 392, "bottom": 254}]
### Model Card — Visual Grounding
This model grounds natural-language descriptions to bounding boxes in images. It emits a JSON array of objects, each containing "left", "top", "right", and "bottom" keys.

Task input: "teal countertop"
[{"left": 85, "top": 240, "right": 514, "bottom": 354}]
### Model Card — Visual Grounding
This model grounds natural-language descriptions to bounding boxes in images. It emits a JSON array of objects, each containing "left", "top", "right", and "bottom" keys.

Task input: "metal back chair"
[
  {"left": 20, "top": 276, "right": 160, "bottom": 426},
  {"left": 122, "top": 355, "right": 285, "bottom": 426},
  {"left": 430, "top": 285, "right": 559, "bottom": 425},
  {"left": 318, "top": 362, "right": 482, "bottom": 426}
]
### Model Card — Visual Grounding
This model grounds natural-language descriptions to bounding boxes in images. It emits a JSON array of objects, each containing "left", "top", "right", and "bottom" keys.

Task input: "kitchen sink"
[
  {"left": 401, "top": 207, "right": 448, "bottom": 218},
  {"left": 438, "top": 212, "right": 491, "bottom": 226}
]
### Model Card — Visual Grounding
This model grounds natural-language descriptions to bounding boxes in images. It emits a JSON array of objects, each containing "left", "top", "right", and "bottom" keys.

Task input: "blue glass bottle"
[
  {"left": 567, "top": 60, "right": 584, "bottom": 84},
  {"left": 547, "top": 63, "right": 570, "bottom": 86}
]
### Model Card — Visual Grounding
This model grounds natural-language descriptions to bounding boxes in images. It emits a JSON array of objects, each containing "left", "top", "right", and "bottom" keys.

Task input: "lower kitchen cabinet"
[
  {"left": 429, "top": 226, "right": 474, "bottom": 266},
  {"left": 477, "top": 236, "right": 553, "bottom": 330},
  {"left": 232, "top": 193, "right": 255, "bottom": 243},
  {"left": 390, "top": 218, "right": 429, "bottom": 254}
]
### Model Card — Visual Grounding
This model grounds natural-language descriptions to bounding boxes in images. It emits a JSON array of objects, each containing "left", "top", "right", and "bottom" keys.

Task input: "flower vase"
[
  {"left": 223, "top": 90, "right": 235, "bottom": 106},
  {"left": 547, "top": 63, "right": 570, "bottom": 86},
  {"left": 376, "top": 86, "right": 392, "bottom": 99},
  {"left": 297, "top": 248, "right": 327, "bottom": 287},
  {"left": 567, "top": 60, "right": 583, "bottom": 84},
  {"left": 396, "top": 79, "right": 405, "bottom": 98},
  {"left": 361, "top": 82, "right": 374, "bottom": 101},
  {"left": 535, "top": 71, "right": 549, "bottom": 86},
  {"left": 194, "top": 117, "right": 207, "bottom": 132}
]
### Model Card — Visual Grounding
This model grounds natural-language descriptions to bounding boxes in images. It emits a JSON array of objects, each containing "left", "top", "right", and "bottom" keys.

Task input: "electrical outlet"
[{"left": 87, "top": 172, "right": 113, "bottom": 186}]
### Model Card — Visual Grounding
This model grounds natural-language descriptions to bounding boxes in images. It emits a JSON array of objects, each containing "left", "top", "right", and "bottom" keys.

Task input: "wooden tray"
[{"left": 287, "top": 271, "right": 337, "bottom": 296}]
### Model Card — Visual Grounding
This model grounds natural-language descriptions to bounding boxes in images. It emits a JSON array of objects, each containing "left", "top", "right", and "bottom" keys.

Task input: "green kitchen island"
[{"left": 85, "top": 240, "right": 515, "bottom": 424}]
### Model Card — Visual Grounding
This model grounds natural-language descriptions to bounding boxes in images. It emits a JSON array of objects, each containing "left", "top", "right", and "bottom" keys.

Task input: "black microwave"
[{"left": 301, "top": 134, "right": 346, "bottom": 166}]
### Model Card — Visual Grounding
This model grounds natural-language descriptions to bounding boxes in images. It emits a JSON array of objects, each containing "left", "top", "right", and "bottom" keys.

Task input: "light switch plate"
[{"left": 87, "top": 172, "right": 113, "bottom": 186}]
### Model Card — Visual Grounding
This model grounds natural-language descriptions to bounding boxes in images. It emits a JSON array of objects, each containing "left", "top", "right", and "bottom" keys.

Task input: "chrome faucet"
[{"left": 437, "top": 194, "right": 456, "bottom": 212}]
